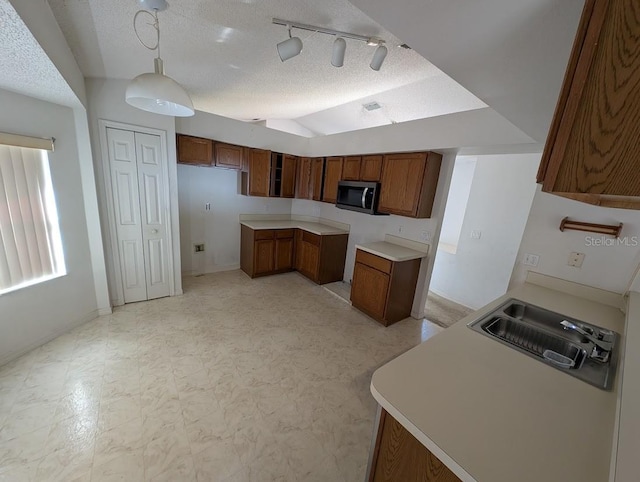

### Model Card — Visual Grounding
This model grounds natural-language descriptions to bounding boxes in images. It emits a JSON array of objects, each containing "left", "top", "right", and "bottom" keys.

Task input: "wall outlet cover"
[
  {"left": 421, "top": 231, "right": 432, "bottom": 242},
  {"left": 471, "top": 230, "right": 482, "bottom": 239},
  {"left": 194, "top": 243, "right": 205, "bottom": 253},
  {"left": 523, "top": 253, "right": 539, "bottom": 267},
  {"left": 568, "top": 252, "right": 585, "bottom": 268}
]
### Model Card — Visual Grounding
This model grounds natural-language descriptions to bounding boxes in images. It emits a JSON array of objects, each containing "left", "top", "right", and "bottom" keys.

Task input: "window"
[{"left": 0, "top": 144, "right": 66, "bottom": 294}]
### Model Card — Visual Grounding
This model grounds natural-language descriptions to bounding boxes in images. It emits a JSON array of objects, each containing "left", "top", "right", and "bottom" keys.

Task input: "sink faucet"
[{"left": 561, "top": 320, "right": 613, "bottom": 363}]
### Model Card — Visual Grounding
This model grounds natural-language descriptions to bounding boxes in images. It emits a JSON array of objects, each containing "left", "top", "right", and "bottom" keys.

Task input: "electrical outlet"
[
  {"left": 398, "top": 225, "right": 404, "bottom": 234},
  {"left": 420, "top": 231, "right": 431, "bottom": 242},
  {"left": 194, "top": 244, "right": 205, "bottom": 253},
  {"left": 568, "top": 252, "right": 585, "bottom": 268},
  {"left": 205, "top": 203, "right": 211, "bottom": 211},
  {"left": 471, "top": 230, "right": 482, "bottom": 240},
  {"left": 523, "top": 253, "right": 539, "bottom": 267}
]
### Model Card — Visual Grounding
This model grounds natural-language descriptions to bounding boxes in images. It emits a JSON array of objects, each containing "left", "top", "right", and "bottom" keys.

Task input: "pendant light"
[{"left": 125, "top": 0, "right": 194, "bottom": 117}]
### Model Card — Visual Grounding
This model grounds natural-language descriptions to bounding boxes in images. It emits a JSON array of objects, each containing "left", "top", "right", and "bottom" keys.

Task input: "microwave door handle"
[{"left": 361, "top": 187, "right": 369, "bottom": 209}]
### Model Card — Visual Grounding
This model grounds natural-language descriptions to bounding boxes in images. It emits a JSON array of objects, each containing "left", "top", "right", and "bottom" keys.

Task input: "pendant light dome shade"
[
  {"left": 277, "top": 36, "right": 303, "bottom": 62},
  {"left": 126, "top": 58, "right": 194, "bottom": 117},
  {"left": 126, "top": 72, "right": 194, "bottom": 117},
  {"left": 331, "top": 37, "right": 346, "bottom": 67}
]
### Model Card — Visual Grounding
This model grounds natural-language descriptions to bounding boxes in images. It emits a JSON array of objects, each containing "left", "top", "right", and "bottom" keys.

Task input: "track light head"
[
  {"left": 370, "top": 44, "right": 388, "bottom": 71},
  {"left": 277, "top": 25, "right": 303, "bottom": 61},
  {"left": 331, "top": 37, "right": 346, "bottom": 68}
]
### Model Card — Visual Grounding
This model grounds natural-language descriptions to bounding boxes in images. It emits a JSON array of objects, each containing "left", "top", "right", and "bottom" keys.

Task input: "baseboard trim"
[
  {"left": 98, "top": 307, "right": 112, "bottom": 316},
  {"left": 428, "top": 288, "right": 477, "bottom": 311},
  {"left": 0, "top": 309, "right": 100, "bottom": 367}
]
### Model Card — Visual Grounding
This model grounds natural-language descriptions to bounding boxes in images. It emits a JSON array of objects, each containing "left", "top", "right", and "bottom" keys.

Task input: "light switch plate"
[{"left": 471, "top": 230, "right": 482, "bottom": 240}]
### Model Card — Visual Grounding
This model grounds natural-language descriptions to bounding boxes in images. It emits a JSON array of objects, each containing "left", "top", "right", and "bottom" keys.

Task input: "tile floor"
[{"left": 0, "top": 271, "right": 442, "bottom": 481}]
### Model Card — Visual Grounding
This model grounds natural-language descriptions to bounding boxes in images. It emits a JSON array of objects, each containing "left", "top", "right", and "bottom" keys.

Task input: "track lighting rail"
[{"left": 272, "top": 18, "right": 383, "bottom": 45}]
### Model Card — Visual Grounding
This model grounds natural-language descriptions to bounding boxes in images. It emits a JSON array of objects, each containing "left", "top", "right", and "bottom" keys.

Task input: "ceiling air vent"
[{"left": 363, "top": 101, "right": 382, "bottom": 112}]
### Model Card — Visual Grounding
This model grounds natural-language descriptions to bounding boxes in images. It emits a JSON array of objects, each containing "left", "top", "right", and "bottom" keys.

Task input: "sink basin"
[{"left": 468, "top": 299, "right": 619, "bottom": 390}]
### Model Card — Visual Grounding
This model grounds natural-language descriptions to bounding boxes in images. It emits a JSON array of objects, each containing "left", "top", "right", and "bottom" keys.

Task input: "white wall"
[
  {"left": 439, "top": 156, "right": 477, "bottom": 248},
  {"left": 0, "top": 89, "right": 98, "bottom": 364},
  {"left": 511, "top": 188, "right": 640, "bottom": 294},
  {"left": 85, "top": 78, "right": 183, "bottom": 305},
  {"left": 430, "top": 153, "right": 540, "bottom": 309},
  {"left": 178, "top": 165, "right": 292, "bottom": 275}
]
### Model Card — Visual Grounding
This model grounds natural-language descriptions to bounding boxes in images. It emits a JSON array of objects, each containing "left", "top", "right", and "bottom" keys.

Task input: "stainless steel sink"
[{"left": 468, "top": 299, "right": 620, "bottom": 390}]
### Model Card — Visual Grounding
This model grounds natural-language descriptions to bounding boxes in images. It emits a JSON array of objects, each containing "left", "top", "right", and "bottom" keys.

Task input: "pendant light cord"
[{"left": 133, "top": 9, "right": 161, "bottom": 59}]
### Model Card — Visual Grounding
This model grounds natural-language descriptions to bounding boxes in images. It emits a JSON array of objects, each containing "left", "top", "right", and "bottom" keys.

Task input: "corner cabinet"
[
  {"left": 240, "top": 226, "right": 295, "bottom": 277},
  {"left": 294, "top": 230, "right": 348, "bottom": 284},
  {"left": 177, "top": 134, "right": 213, "bottom": 166},
  {"left": 368, "top": 408, "right": 461, "bottom": 482},
  {"left": 538, "top": 0, "right": 640, "bottom": 209},
  {"left": 378, "top": 152, "right": 442, "bottom": 218},
  {"left": 351, "top": 249, "right": 421, "bottom": 326}
]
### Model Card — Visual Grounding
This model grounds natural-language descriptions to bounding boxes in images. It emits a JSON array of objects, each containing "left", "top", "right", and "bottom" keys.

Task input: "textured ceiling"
[
  {"left": 46, "top": 0, "right": 486, "bottom": 134},
  {"left": 0, "top": 0, "right": 78, "bottom": 108}
]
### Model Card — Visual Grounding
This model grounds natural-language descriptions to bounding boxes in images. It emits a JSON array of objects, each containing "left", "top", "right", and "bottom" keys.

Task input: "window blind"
[{"left": 0, "top": 145, "right": 65, "bottom": 293}]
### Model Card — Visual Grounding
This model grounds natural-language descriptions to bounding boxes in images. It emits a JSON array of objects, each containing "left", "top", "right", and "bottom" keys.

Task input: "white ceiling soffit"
[
  {"left": 295, "top": 74, "right": 487, "bottom": 136},
  {"left": 47, "top": 0, "right": 488, "bottom": 135},
  {"left": 348, "top": 0, "right": 585, "bottom": 142},
  {"left": 0, "top": 0, "right": 78, "bottom": 107}
]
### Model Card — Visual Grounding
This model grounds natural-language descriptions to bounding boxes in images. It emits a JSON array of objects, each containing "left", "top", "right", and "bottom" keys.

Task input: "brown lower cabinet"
[
  {"left": 351, "top": 249, "right": 421, "bottom": 326},
  {"left": 241, "top": 226, "right": 348, "bottom": 284},
  {"left": 294, "top": 230, "right": 348, "bottom": 284},
  {"left": 240, "top": 227, "right": 295, "bottom": 277},
  {"left": 368, "top": 408, "right": 461, "bottom": 482}
]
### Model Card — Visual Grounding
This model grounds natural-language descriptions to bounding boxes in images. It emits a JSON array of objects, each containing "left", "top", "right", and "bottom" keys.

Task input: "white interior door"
[
  {"left": 135, "top": 132, "right": 170, "bottom": 300},
  {"left": 106, "top": 127, "right": 171, "bottom": 303},
  {"left": 106, "top": 127, "right": 147, "bottom": 303}
]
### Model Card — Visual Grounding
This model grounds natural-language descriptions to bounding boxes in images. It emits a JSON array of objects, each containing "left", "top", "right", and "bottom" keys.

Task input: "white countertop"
[
  {"left": 356, "top": 241, "right": 427, "bottom": 262},
  {"left": 240, "top": 220, "right": 349, "bottom": 236},
  {"left": 371, "top": 282, "right": 625, "bottom": 482}
]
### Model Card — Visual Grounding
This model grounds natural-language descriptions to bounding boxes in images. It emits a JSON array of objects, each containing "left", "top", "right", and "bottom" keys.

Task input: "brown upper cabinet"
[
  {"left": 322, "top": 157, "right": 344, "bottom": 204},
  {"left": 342, "top": 156, "right": 362, "bottom": 181},
  {"left": 177, "top": 134, "right": 213, "bottom": 166},
  {"left": 241, "top": 148, "right": 271, "bottom": 197},
  {"left": 296, "top": 157, "right": 313, "bottom": 199},
  {"left": 213, "top": 142, "right": 243, "bottom": 170},
  {"left": 270, "top": 153, "right": 297, "bottom": 198},
  {"left": 378, "top": 152, "right": 442, "bottom": 218},
  {"left": 311, "top": 158, "right": 325, "bottom": 201},
  {"left": 360, "top": 155, "right": 383, "bottom": 182},
  {"left": 538, "top": 0, "right": 640, "bottom": 210}
]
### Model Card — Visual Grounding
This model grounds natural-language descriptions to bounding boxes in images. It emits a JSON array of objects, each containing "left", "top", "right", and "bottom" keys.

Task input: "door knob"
[{"left": 151, "top": 229, "right": 158, "bottom": 234}]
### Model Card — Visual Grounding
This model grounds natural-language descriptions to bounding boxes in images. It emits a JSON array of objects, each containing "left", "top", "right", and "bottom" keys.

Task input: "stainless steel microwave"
[{"left": 336, "top": 181, "right": 382, "bottom": 215}]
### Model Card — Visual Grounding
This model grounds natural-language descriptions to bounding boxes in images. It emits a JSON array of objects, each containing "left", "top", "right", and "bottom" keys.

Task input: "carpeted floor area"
[{"left": 424, "top": 292, "right": 473, "bottom": 328}]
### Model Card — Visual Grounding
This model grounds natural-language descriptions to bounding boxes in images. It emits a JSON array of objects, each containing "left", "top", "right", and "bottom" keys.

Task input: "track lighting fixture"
[
  {"left": 331, "top": 37, "right": 346, "bottom": 67},
  {"left": 370, "top": 45, "right": 388, "bottom": 71},
  {"left": 277, "top": 25, "right": 303, "bottom": 62},
  {"left": 272, "top": 18, "right": 389, "bottom": 71}
]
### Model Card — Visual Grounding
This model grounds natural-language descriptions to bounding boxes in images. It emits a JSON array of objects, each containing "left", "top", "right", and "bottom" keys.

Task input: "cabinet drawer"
[
  {"left": 301, "top": 230, "right": 321, "bottom": 247},
  {"left": 254, "top": 230, "right": 274, "bottom": 240},
  {"left": 275, "top": 229, "right": 294, "bottom": 239},
  {"left": 356, "top": 249, "right": 392, "bottom": 274}
]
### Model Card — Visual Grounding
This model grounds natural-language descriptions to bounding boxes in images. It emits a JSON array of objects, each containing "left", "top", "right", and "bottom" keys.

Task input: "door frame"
[{"left": 98, "top": 119, "right": 176, "bottom": 305}]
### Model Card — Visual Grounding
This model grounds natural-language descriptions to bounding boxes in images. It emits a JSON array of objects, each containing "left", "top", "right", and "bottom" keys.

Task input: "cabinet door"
[
  {"left": 214, "top": 142, "right": 243, "bottom": 170},
  {"left": 296, "top": 157, "right": 312, "bottom": 199},
  {"left": 371, "top": 409, "right": 461, "bottom": 482},
  {"left": 275, "top": 237, "right": 294, "bottom": 271},
  {"left": 322, "top": 157, "right": 343, "bottom": 204},
  {"left": 294, "top": 230, "right": 304, "bottom": 271},
  {"left": 342, "top": 156, "right": 362, "bottom": 181},
  {"left": 351, "top": 262, "right": 389, "bottom": 319},
  {"left": 378, "top": 153, "right": 429, "bottom": 217},
  {"left": 248, "top": 149, "right": 271, "bottom": 197},
  {"left": 299, "top": 242, "right": 320, "bottom": 280},
  {"left": 176, "top": 134, "right": 212, "bottom": 166},
  {"left": 281, "top": 155, "right": 298, "bottom": 198},
  {"left": 311, "top": 158, "right": 325, "bottom": 201},
  {"left": 254, "top": 239, "right": 275, "bottom": 275},
  {"left": 537, "top": 0, "right": 640, "bottom": 209},
  {"left": 360, "top": 155, "right": 383, "bottom": 181}
]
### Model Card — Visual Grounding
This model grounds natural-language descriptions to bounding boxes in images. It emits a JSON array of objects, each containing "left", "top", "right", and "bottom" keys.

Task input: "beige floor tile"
[{"left": 0, "top": 271, "right": 441, "bottom": 481}]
